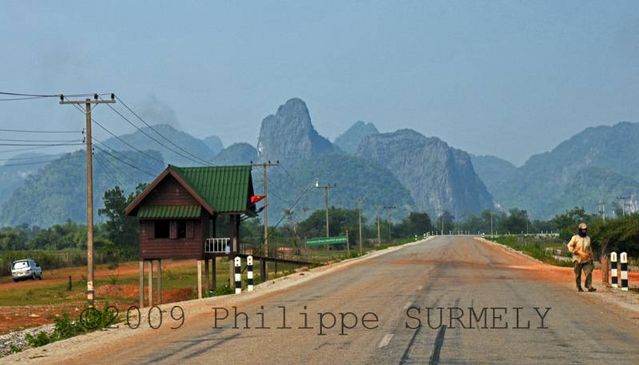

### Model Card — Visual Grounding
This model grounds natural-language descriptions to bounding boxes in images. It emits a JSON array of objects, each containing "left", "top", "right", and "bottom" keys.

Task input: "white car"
[{"left": 11, "top": 259, "right": 43, "bottom": 282}]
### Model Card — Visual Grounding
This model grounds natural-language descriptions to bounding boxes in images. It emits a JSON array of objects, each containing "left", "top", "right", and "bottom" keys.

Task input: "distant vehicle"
[{"left": 11, "top": 259, "right": 43, "bottom": 282}]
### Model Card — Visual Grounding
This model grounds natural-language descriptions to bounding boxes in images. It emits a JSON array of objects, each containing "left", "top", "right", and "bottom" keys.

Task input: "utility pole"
[
  {"left": 490, "top": 210, "right": 494, "bottom": 236},
  {"left": 60, "top": 93, "right": 115, "bottom": 307},
  {"left": 315, "top": 180, "right": 336, "bottom": 237},
  {"left": 376, "top": 206, "right": 382, "bottom": 243},
  {"left": 617, "top": 196, "right": 629, "bottom": 217},
  {"left": 251, "top": 161, "right": 279, "bottom": 280},
  {"left": 357, "top": 199, "right": 364, "bottom": 254},
  {"left": 383, "top": 206, "right": 396, "bottom": 241}
]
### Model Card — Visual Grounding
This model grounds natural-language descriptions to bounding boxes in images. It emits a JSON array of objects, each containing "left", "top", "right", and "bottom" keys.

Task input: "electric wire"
[
  {"left": 68, "top": 103, "right": 165, "bottom": 165},
  {"left": 92, "top": 143, "right": 156, "bottom": 177},
  {"left": 111, "top": 96, "right": 214, "bottom": 166}
]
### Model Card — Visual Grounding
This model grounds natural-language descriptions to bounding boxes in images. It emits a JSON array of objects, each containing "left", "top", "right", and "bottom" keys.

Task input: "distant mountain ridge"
[
  {"left": 8, "top": 97, "right": 633, "bottom": 226},
  {"left": 357, "top": 129, "right": 494, "bottom": 218},
  {"left": 473, "top": 121, "right": 639, "bottom": 217},
  {"left": 334, "top": 121, "right": 379, "bottom": 154},
  {"left": 257, "top": 98, "right": 337, "bottom": 164}
]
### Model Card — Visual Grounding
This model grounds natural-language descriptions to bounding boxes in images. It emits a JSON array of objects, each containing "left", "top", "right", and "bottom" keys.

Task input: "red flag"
[{"left": 251, "top": 195, "right": 265, "bottom": 204}]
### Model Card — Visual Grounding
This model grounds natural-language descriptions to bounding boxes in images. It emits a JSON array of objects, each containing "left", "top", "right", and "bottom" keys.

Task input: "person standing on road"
[{"left": 567, "top": 223, "right": 596, "bottom": 292}]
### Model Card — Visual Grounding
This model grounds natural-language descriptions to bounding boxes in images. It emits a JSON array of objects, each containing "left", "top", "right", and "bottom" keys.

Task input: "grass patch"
[{"left": 491, "top": 235, "right": 573, "bottom": 267}]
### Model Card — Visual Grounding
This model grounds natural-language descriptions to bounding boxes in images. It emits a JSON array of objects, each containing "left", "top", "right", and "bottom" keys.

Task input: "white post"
[
  {"left": 234, "top": 256, "right": 242, "bottom": 294},
  {"left": 247, "top": 255, "right": 254, "bottom": 292},
  {"left": 611, "top": 252, "right": 618, "bottom": 288},
  {"left": 620, "top": 252, "right": 629, "bottom": 292}
]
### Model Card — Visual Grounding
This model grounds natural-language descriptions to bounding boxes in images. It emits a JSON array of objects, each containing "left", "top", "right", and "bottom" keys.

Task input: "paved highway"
[{"left": 8, "top": 236, "right": 639, "bottom": 364}]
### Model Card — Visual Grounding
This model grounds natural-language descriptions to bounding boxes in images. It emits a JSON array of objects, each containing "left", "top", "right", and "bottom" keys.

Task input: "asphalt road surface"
[{"left": 8, "top": 236, "right": 639, "bottom": 364}]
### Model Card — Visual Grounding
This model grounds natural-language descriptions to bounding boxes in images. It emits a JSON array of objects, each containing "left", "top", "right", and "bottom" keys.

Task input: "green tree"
[
  {"left": 436, "top": 211, "right": 455, "bottom": 234},
  {"left": 395, "top": 212, "right": 433, "bottom": 237},
  {"left": 98, "top": 184, "right": 145, "bottom": 257},
  {"left": 498, "top": 208, "right": 530, "bottom": 234}
]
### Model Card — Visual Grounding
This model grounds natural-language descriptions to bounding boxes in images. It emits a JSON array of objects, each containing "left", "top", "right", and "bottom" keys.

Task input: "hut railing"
[{"left": 205, "top": 237, "right": 230, "bottom": 254}]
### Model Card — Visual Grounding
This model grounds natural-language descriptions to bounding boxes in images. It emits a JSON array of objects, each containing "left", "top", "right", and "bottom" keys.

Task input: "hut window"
[
  {"left": 154, "top": 221, "right": 170, "bottom": 239},
  {"left": 177, "top": 221, "right": 187, "bottom": 239}
]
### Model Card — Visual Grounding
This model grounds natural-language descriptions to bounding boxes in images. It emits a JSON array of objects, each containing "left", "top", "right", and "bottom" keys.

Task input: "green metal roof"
[
  {"left": 137, "top": 205, "right": 201, "bottom": 219},
  {"left": 170, "top": 165, "right": 254, "bottom": 214}
]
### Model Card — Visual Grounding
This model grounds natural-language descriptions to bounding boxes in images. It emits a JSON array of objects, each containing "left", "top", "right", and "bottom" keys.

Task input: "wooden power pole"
[
  {"left": 60, "top": 93, "right": 115, "bottom": 307},
  {"left": 251, "top": 161, "right": 279, "bottom": 280}
]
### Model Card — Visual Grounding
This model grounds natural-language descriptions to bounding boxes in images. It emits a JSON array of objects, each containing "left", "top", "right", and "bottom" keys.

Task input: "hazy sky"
[{"left": 1, "top": 1, "right": 638, "bottom": 165}]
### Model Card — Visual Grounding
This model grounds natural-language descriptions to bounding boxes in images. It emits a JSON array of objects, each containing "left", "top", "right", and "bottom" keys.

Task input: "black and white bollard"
[
  {"left": 247, "top": 255, "right": 254, "bottom": 292},
  {"left": 610, "top": 252, "right": 618, "bottom": 288},
  {"left": 620, "top": 252, "right": 628, "bottom": 292},
  {"left": 234, "top": 256, "right": 242, "bottom": 294}
]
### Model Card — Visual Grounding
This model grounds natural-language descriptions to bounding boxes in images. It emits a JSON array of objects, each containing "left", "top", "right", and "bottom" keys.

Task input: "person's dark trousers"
[{"left": 574, "top": 260, "right": 594, "bottom": 290}]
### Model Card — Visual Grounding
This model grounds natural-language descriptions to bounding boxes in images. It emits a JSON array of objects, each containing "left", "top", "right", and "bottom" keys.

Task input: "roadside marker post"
[
  {"left": 234, "top": 257, "right": 242, "bottom": 294},
  {"left": 620, "top": 252, "right": 628, "bottom": 292},
  {"left": 247, "top": 256, "right": 254, "bottom": 292},
  {"left": 610, "top": 252, "right": 618, "bottom": 288}
]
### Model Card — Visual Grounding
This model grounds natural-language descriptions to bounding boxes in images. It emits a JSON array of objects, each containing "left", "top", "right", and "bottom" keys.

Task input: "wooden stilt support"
[
  {"left": 157, "top": 260, "right": 162, "bottom": 305},
  {"left": 139, "top": 261, "right": 144, "bottom": 308},
  {"left": 197, "top": 260, "right": 203, "bottom": 299},
  {"left": 212, "top": 256, "right": 217, "bottom": 290},
  {"left": 261, "top": 258, "right": 267, "bottom": 281},
  {"left": 147, "top": 260, "right": 153, "bottom": 307},
  {"left": 205, "top": 258, "right": 210, "bottom": 292}
]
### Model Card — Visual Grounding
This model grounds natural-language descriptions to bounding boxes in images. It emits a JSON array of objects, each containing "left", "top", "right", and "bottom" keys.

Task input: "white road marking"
[{"left": 378, "top": 333, "right": 394, "bottom": 348}]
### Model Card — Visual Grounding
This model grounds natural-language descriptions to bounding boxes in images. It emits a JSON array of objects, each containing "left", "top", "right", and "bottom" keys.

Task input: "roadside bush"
[{"left": 24, "top": 305, "right": 118, "bottom": 348}]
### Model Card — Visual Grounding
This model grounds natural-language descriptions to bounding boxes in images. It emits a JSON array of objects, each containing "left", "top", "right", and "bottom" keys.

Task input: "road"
[{"left": 7, "top": 236, "right": 639, "bottom": 364}]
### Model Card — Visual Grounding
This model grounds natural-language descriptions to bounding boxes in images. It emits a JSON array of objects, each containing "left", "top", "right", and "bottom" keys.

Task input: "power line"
[
  {"left": 0, "top": 138, "right": 82, "bottom": 143},
  {"left": 111, "top": 96, "right": 214, "bottom": 166},
  {"left": 1, "top": 160, "right": 57, "bottom": 168},
  {"left": 93, "top": 153, "right": 129, "bottom": 188},
  {"left": 93, "top": 143, "right": 156, "bottom": 177},
  {"left": 0, "top": 96, "right": 51, "bottom": 102},
  {"left": 0, "top": 91, "right": 111, "bottom": 98},
  {"left": 67, "top": 102, "right": 165, "bottom": 166},
  {"left": 0, "top": 154, "right": 59, "bottom": 162},
  {"left": 0, "top": 91, "right": 111, "bottom": 102},
  {"left": 0, "top": 128, "right": 80, "bottom": 134},
  {"left": 89, "top": 117, "right": 166, "bottom": 164},
  {"left": 92, "top": 136, "right": 161, "bottom": 176},
  {"left": 0, "top": 142, "right": 83, "bottom": 147},
  {"left": 0, "top": 145, "right": 82, "bottom": 154},
  {"left": 104, "top": 102, "right": 209, "bottom": 166}
]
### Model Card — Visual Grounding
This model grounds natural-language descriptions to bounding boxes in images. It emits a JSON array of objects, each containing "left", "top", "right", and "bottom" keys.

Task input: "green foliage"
[
  {"left": 435, "top": 211, "right": 455, "bottom": 234},
  {"left": 209, "top": 284, "right": 234, "bottom": 296},
  {"left": 492, "top": 235, "right": 572, "bottom": 267},
  {"left": 393, "top": 212, "right": 433, "bottom": 237},
  {"left": 25, "top": 306, "right": 119, "bottom": 348},
  {"left": 25, "top": 331, "right": 51, "bottom": 347},
  {"left": 98, "top": 184, "right": 146, "bottom": 258}
]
